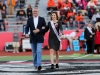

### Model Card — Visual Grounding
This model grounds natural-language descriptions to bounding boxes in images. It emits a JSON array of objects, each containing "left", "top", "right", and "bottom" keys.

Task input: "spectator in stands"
[
  {"left": 66, "top": 18, "right": 76, "bottom": 30},
  {"left": 57, "top": 0, "right": 62, "bottom": 9},
  {"left": 77, "top": 0, "right": 87, "bottom": 10},
  {"left": 87, "top": 0, "right": 97, "bottom": 9},
  {"left": 27, "top": 5, "right": 32, "bottom": 18},
  {"left": 59, "top": 13, "right": 67, "bottom": 24},
  {"left": 15, "top": 0, "right": 19, "bottom": 8},
  {"left": 19, "top": 0, "right": 25, "bottom": 8},
  {"left": 45, "top": 12, "right": 63, "bottom": 69},
  {"left": 67, "top": 9, "right": 75, "bottom": 20},
  {"left": 0, "top": 9, "right": 5, "bottom": 31},
  {"left": 63, "top": 29, "right": 79, "bottom": 50},
  {"left": 13, "top": 28, "right": 20, "bottom": 53},
  {"left": 47, "top": 0, "right": 57, "bottom": 11},
  {"left": 7, "top": 0, "right": 16, "bottom": 15},
  {"left": 0, "top": 1, "right": 6, "bottom": 10},
  {"left": 88, "top": 6, "right": 95, "bottom": 19},
  {"left": 91, "top": 10, "right": 98, "bottom": 24},
  {"left": 0, "top": 1, "right": 6, "bottom": 18},
  {"left": 94, "top": 0, "right": 98, "bottom": 5},
  {"left": 94, "top": 25, "right": 100, "bottom": 54},
  {"left": 16, "top": 7, "right": 26, "bottom": 24},
  {"left": 84, "top": 22, "right": 95, "bottom": 54},
  {"left": 65, "top": 0, "right": 72, "bottom": 8},
  {"left": 75, "top": 12, "right": 85, "bottom": 29}
]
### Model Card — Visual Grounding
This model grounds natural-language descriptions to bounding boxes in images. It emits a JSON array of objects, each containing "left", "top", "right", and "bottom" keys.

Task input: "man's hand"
[
  {"left": 90, "top": 35, "right": 92, "bottom": 38},
  {"left": 84, "top": 39, "right": 87, "bottom": 42},
  {"left": 25, "top": 34, "right": 29, "bottom": 37},
  {"left": 42, "top": 26, "right": 45, "bottom": 29},
  {"left": 59, "top": 33, "right": 62, "bottom": 36},
  {"left": 33, "top": 29, "right": 40, "bottom": 34}
]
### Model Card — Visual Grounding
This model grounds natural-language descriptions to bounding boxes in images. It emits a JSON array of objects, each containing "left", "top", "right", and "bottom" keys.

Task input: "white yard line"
[
  {"left": 73, "top": 54, "right": 92, "bottom": 59},
  {"left": 0, "top": 56, "right": 7, "bottom": 58}
]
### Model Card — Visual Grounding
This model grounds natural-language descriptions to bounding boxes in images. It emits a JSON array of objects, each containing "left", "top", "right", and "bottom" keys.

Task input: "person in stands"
[
  {"left": 47, "top": 0, "right": 57, "bottom": 11},
  {"left": 13, "top": 29, "right": 20, "bottom": 53},
  {"left": 27, "top": 5, "right": 32, "bottom": 18},
  {"left": 0, "top": 9, "right": 5, "bottom": 31},
  {"left": 7, "top": 0, "right": 16, "bottom": 15},
  {"left": 16, "top": 7, "right": 26, "bottom": 24}
]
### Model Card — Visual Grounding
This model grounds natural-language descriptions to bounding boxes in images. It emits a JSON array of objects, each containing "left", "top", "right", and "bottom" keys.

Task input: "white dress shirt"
[{"left": 33, "top": 16, "right": 38, "bottom": 29}]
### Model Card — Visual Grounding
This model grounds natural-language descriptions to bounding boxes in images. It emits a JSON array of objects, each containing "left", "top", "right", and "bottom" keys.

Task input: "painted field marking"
[
  {"left": 0, "top": 56, "right": 7, "bottom": 58},
  {"left": 73, "top": 54, "right": 92, "bottom": 59},
  {"left": 93, "top": 55, "right": 100, "bottom": 57}
]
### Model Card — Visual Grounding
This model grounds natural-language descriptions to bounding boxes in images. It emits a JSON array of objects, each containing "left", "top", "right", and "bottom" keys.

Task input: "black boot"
[
  {"left": 51, "top": 64, "right": 54, "bottom": 69},
  {"left": 56, "top": 64, "right": 59, "bottom": 69}
]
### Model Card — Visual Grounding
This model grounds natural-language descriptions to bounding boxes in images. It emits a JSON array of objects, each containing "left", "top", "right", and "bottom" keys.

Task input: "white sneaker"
[
  {"left": 17, "top": 51, "right": 19, "bottom": 53},
  {"left": 13, "top": 51, "right": 15, "bottom": 53}
]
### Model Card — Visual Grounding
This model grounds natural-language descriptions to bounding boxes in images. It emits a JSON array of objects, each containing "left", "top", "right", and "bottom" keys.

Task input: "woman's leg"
[
  {"left": 50, "top": 49, "right": 54, "bottom": 69},
  {"left": 50, "top": 49, "right": 54, "bottom": 64},
  {"left": 55, "top": 50, "right": 59, "bottom": 68},
  {"left": 55, "top": 50, "right": 59, "bottom": 64}
]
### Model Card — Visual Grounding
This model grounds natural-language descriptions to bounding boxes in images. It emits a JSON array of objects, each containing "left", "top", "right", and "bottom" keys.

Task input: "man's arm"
[{"left": 25, "top": 19, "right": 30, "bottom": 37}]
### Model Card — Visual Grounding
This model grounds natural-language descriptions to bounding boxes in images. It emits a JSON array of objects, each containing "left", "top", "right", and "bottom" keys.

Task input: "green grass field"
[{"left": 0, "top": 54, "right": 100, "bottom": 61}]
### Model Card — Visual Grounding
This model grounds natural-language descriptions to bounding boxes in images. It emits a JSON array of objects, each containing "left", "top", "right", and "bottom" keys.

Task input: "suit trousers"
[
  {"left": 86, "top": 39, "right": 94, "bottom": 54},
  {"left": 31, "top": 43, "right": 42, "bottom": 67}
]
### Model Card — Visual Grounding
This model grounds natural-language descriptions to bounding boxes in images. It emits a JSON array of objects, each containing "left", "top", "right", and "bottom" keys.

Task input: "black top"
[
  {"left": 0, "top": 4, "right": 6, "bottom": 10},
  {"left": 16, "top": 10, "right": 26, "bottom": 17},
  {"left": 27, "top": 8, "right": 32, "bottom": 16}
]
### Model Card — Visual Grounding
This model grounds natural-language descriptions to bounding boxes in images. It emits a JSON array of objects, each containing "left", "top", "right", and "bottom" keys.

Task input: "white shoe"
[
  {"left": 17, "top": 51, "right": 19, "bottom": 53},
  {"left": 13, "top": 51, "right": 15, "bottom": 53}
]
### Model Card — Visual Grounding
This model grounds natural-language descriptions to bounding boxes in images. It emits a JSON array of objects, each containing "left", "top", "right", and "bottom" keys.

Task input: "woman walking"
[{"left": 45, "top": 12, "right": 63, "bottom": 69}]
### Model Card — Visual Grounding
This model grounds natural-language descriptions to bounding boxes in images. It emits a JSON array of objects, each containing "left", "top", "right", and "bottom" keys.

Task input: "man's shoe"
[{"left": 38, "top": 66, "right": 42, "bottom": 71}]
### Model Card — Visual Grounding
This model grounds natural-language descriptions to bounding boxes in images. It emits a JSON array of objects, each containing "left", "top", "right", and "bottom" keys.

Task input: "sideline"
[{"left": 73, "top": 54, "right": 92, "bottom": 59}]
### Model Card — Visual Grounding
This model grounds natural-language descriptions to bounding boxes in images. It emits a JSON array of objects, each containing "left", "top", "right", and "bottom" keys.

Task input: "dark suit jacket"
[
  {"left": 84, "top": 27, "right": 95, "bottom": 41},
  {"left": 25, "top": 16, "right": 46, "bottom": 43}
]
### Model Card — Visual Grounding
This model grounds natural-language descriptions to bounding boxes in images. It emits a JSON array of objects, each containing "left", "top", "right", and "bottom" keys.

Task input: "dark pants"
[
  {"left": 0, "top": 20, "right": 5, "bottom": 31},
  {"left": 86, "top": 39, "right": 94, "bottom": 54},
  {"left": 47, "top": 7, "right": 57, "bottom": 11}
]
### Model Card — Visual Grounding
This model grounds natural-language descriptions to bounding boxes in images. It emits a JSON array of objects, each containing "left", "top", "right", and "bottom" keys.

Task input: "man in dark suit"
[
  {"left": 25, "top": 7, "right": 46, "bottom": 71},
  {"left": 84, "top": 23, "right": 95, "bottom": 54}
]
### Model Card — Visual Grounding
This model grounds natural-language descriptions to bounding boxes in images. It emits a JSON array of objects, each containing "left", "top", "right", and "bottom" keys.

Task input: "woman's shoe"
[
  {"left": 51, "top": 64, "right": 54, "bottom": 69},
  {"left": 56, "top": 64, "right": 59, "bottom": 69}
]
